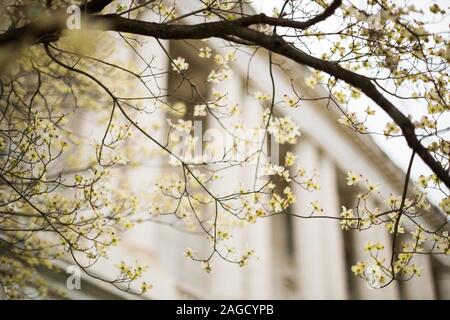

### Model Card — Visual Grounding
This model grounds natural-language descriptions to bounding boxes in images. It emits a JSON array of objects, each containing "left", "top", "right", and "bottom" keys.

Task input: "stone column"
[
  {"left": 433, "top": 263, "right": 450, "bottom": 299},
  {"left": 292, "top": 139, "right": 348, "bottom": 299},
  {"left": 317, "top": 155, "right": 349, "bottom": 299},
  {"left": 245, "top": 218, "right": 273, "bottom": 299},
  {"left": 205, "top": 71, "right": 247, "bottom": 299},
  {"left": 400, "top": 252, "right": 436, "bottom": 299},
  {"left": 241, "top": 81, "right": 274, "bottom": 300},
  {"left": 119, "top": 26, "right": 177, "bottom": 297}
]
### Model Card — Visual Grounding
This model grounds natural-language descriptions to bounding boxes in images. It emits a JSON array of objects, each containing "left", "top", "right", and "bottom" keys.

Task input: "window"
[
  {"left": 337, "top": 169, "right": 358, "bottom": 299},
  {"left": 272, "top": 143, "right": 297, "bottom": 298},
  {"left": 167, "top": 41, "right": 211, "bottom": 123},
  {"left": 431, "top": 258, "right": 450, "bottom": 299}
]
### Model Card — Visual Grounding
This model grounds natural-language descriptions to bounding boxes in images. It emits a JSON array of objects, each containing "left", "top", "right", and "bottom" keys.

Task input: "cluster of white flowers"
[
  {"left": 383, "top": 122, "right": 400, "bottom": 136},
  {"left": 198, "top": 47, "right": 212, "bottom": 58},
  {"left": 194, "top": 104, "right": 207, "bottom": 117},
  {"left": 337, "top": 112, "right": 368, "bottom": 133},
  {"left": 305, "top": 76, "right": 317, "bottom": 88},
  {"left": 346, "top": 170, "right": 362, "bottom": 186},
  {"left": 284, "top": 151, "right": 296, "bottom": 166},
  {"left": 264, "top": 163, "right": 291, "bottom": 182},
  {"left": 283, "top": 95, "right": 299, "bottom": 108},
  {"left": 152, "top": 3, "right": 177, "bottom": 19},
  {"left": 167, "top": 118, "right": 193, "bottom": 133},
  {"left": 266, "top": 114, "right": 301, "bottom": 144},
  {"left": 340, "top": 206, "right": 356, "bottom": 230},
  {"left": 254, "top": 91, "right": 271, "bottom": 102},
  {"left": 439, "top": 196, "right": 450, "bottom": 215},
  {"left": 171, "top": 57, "right": 189, "bottom": 73},
  {"left": 206, "top": 51, "right": 236, "bottom": 83}
]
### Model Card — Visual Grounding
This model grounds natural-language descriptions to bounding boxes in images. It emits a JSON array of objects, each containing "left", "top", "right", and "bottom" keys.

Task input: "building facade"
[{"left": 44, "top": 3, "right": 450, "bottom": 300}]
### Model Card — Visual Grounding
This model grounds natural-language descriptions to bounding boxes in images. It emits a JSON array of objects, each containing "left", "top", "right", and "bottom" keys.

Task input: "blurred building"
[{"left": 46, "top": 3, "right": 449, "bottom": 300}]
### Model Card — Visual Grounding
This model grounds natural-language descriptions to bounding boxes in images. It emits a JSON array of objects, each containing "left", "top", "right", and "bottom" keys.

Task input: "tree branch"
[
  {"left": 0, "top": 0, "right": 339, "bottom": 47},
  {"left": 0, "top": 0, "right": 448, "bottom": 189},
  {"left": 238, "top": 0, "right": 342, "bottom": 29},
  {"left": 0, "top": 0, "right": 114, "bottom": 47}
]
